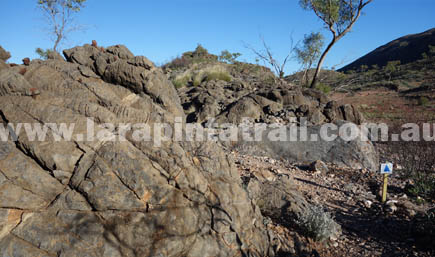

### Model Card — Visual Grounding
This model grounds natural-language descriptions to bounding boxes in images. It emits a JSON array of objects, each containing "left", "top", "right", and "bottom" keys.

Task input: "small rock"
[
  {"left": 309, "top": 160, "right": 329, "bottom": 173},
  {"left": 22, "top": 57, "right": 30, "bottom": 66},
  {"left": 363, "top": 200, "right": 373, "bottom": 208},
  {"left": 385, "top": 200, "right": 398, "bottom": 213}
]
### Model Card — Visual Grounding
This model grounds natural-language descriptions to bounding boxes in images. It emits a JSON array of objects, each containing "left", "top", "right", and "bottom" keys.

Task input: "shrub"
[
  {"left": 172, "top": 69, "right": 231, "bottom": 88},
  {"left": 407, "top": 174, "right": 435, "bottom": 200},
  {"left": 167, "top": 56, "right": 192, "bottom": 70},
  {"left": 294, "top": 205, "right": 340, "bottom": 241},
  {"left": 316, "top": 83, "right": 331, "bottom": 94},
  {"left": 418, "top": 96, "right": 429, "bottom": 106},
  {"left": 35, "top": 48, "right": 54, "bottom": 60},
  {"left": 389, "top": 120, "right": 435, "bottom": 201},
  {"left": 164, "top": 44, "right": 218, "bottom": 70},
  {"left": 218, "top": 50, "right": 241, "bottom": 64},
  {"left": 172, "top": 76, "right": 190, "bottom": 89},
  {"left": 204, "top": 71, "right": 231, "bottom": 82}
]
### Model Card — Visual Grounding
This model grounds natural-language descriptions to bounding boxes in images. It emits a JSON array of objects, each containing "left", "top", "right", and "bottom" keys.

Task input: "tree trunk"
[
  {"left": 310, "top": 37, "right": 336, "bottom": 89},
  {"left": 53, "top": 33, "right": 62, "bottom": 52}
]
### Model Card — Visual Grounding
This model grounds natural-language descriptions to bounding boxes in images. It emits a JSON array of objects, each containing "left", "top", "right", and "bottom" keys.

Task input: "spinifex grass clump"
[{"left": 295, "top": 205, "right": 341, "bottom": 242}]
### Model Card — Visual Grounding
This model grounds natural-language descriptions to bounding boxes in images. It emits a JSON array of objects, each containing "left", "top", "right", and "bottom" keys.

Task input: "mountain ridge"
[{"left": 339, "top": 28, "right": 435, "bottom": 71}]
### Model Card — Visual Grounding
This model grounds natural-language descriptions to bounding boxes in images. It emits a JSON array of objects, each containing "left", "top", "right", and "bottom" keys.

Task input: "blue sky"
[{"left": 1, "top": 0, "right": 434, "bottom": 74}]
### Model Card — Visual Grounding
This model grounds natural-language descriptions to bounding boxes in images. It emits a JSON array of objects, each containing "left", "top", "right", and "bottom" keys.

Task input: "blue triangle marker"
[{"left": 384, "top": 165, "right": 390, "bottom": 172}]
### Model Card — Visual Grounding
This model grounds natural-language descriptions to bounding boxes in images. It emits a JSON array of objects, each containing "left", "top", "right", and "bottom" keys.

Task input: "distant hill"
[{"left": 339, "top": 28, "right": 435, "bottom": 72}]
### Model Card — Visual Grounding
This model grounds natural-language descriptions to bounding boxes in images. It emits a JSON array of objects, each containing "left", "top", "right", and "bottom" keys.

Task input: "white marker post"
[{"left": 380, "top": 163, "right": 393, "bottom": 203}]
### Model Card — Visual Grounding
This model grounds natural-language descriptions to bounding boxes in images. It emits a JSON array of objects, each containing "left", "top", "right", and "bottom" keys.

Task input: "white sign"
[{"left": 380, "top": 163, "right": 393, "bottom": 174}]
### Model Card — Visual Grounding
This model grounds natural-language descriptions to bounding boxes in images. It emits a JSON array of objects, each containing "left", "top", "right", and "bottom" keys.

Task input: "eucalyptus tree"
[{"left": 300, "top": 0, "right": 374, "bottom": 88}]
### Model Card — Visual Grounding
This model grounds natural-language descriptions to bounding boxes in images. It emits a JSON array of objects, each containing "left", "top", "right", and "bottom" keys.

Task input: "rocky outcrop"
[
  {"left": 63, "top": 44, "right": 184, "bottom": 118},
  {"left": 177, "top": 72, "right": 364, "bottom": 126},
  {"left": 0, "top": 44, "right": 275, "bottom": 256},
  {"left": 231, "top": 120, "right": 379, "bottom": 171},
  {"left": 0, "top": 46, "right": 11, "bottom": 71},
  {"left": 0, "top": 46, "right": 11, "bottom": 62}
]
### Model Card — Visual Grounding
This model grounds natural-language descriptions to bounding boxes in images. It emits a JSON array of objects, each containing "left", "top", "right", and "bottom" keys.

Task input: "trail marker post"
[{"left": 380, "top": 163, "right": 393, "bottom": 203}]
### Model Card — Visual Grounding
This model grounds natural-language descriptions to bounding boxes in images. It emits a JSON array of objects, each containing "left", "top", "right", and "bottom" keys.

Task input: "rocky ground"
[
  {"left": 232, "top": 152, "right": 434, "bottom": 257},
  {"left": 0, "top": 43, "right": 433, "bottom": 256}
]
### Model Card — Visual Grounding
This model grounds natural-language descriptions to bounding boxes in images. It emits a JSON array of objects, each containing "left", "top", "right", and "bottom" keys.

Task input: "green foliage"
[
  {"left": 172, "top": 76, "right": 189, "bottom": 89},
  {"left": 35, "top": 47, "right": 54, "bottom": 60},
  {"left": 204, "top": 71, "right": 232, "bottom": 82},
  {"left": 418, "top": 96, "right": 429, "bottom": 106},
  {"left": 164, "top": 44, "right": 219, "bottom": 70},
  {"left": 371, "top": 64, "right": 379, "bottom": 70},
  {"left": 218, "top": 50, "right": 241, "bottom": 64},
  {"left": 429, "top": 45, "right": 435, "bottom": 55},
  {"left": 407, "top": 173, "right": 435, "bottom": 200},
  {"left": 295, "top": 32, "right": 324, "bottom": 85},
  {"left": 299, "top": 0, "right": 372, "bottom": 34},
  {"left": 299, "top": 0, "right": 372, "bottom": 88},
  {"left": 172, "top": 69, "right": 231, "bottom": 89},
  {"left": 385, "top": 60, "right": 401, "bottom": 74},
  {"left": 296, "top": 32, "right": 324, "bottom": 66},
  {"left": 315, "top": 83, "right": 332, "bottom": 94}
]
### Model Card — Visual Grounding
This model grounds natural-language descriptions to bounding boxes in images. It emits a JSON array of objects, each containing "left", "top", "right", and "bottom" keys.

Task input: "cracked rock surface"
[{"left": 0, "top": 44, "right": 274, "bottom": 256}]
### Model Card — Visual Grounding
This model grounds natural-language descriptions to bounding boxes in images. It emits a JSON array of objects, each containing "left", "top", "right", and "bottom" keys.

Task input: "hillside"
[
  {"left": 340, "top": 28, "right": 435, "bottom": 72},
  {"left": 0, "top": 43, "right": 433, "bottom": 257}
]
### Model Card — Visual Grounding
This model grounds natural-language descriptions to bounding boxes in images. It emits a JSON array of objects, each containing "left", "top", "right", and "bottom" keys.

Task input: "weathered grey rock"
[
  {"left": 63, "top": 44, "right": 100, "bottom": 67},
  {"left": 309, "top": 160, "right": 329, "bottom": 173},
  {"left": 0, "top": 69, "right": 33, "bottom": 96},
  {"left": 0, "top": 46, "right": 275, "bottom": 256},
  {"left": 127, "top": 55, "right": 154, "bottom": 69},
  {"left": 0, "top": 46, "right": 11, "bottom": 61},
  {"left": 246, "top": 175, "right": 341, "bottom": 242},
  {"left": 233, "top": 121, "right": 379, "bottom": 171},
  {"left": 47, "top": 50, "right": 64, "bottom": 60},
  {"left": 106, "top": 44, "right": 134, "bottom": 60},
  {"left": 0, "top": 60, "right": 8, "bottom": 71},
  {"left": 177, "top": 71, "right": 364, "bottom": 126},
  {"left": 216, "top": 96, "right": 263, "bottom": 123},
  {"left": 63, "top": 44, "right": 184, "bottom": 118}
]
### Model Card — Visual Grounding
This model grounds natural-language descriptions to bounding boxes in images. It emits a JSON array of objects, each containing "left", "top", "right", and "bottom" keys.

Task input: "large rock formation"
[
  {"left": 231, "top": 121, "right": 379, "bottom": 171},
  {"left": 0, "top": 46, "right": 11, "bottom": 62},
  {"left": 171, "top": 60, "right": 374, "bottom": 170},
  {"left": 0, "top": 45, "right": 275, "bottom": 256},
  {"left": 0, "top": 46, "right": 11, "bottom": 71},
  {"left": 176, "top": 65, "right": 364, "bottom": 126}
]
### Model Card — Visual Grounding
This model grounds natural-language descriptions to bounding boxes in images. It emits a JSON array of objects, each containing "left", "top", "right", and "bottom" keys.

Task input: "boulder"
[
  {"left": 0, "top": 47, "right": 276, "bottom": 256},
  {"left": 0, "top": 60, "right": 9, "bottom": 71},
  {"left": 309, "top": 160, "right": 329, "bottom": 173},
  {"left": 216, "top": 96, "right": 263, "bottom": 124},
  {"left": 232, "top": 121, "right": 379, "bottom": 171},
  {"left": 106, "top": 44, "right": 134, "bottom": 60},
  {"left": 0, "top": 69, "right": 33, "bottom": 96},
  {"left": 176, "top": 68, "right": 364, "bottom": 126},
  {"left": 47, "top": 50, "right": 64, "bottom": 60},
  {"left": 63, "top": 44, "right": 184, "bottom": 118},
  {"left": 0, "top": 46, "right": 11, "bottom": 61},
  {"left": 22, "top": 57, "right": 30, "bottom": 66}
]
